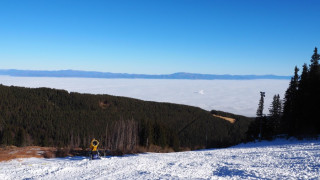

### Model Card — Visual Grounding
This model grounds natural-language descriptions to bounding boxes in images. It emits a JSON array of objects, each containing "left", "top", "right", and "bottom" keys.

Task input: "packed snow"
[
  {"left": 0, "top": 76, "right": 289, "bottom": 116},
  {"left": 0, "top": 138, "right": 319, "bottom": 179}
]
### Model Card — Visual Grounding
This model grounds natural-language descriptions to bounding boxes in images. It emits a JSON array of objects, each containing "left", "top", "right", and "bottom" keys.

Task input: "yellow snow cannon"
[
  {"left": 90, "top": 138, "right": 99, "bottom": 151},
  {"left": 89, "top": 138, "right": 101, "bottom": 160}
]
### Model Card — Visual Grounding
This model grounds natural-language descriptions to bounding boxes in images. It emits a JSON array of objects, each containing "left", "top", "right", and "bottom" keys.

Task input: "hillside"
[{"left": 0, "top": 84, "right": 253, "bottom": 152}]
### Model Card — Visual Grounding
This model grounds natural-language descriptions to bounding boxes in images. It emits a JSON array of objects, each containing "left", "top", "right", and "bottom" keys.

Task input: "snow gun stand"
[{"left": 89, "top": 139, "right": 106, "bottom": 160}]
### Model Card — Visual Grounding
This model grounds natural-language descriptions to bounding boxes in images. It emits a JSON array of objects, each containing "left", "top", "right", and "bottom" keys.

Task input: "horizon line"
[{"left": 0, "top": 68, "right": 292, "bottom": 77}]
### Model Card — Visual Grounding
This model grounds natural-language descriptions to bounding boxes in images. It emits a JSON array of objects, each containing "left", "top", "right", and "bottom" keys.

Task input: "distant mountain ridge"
[{"left": 0, "top": 69, "right": 290, "bottom": 80}]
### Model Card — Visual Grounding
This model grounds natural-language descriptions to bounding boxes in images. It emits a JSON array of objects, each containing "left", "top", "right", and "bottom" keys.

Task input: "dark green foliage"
[
  {"left": 211, "top": 110, "right": 254, "bottom": 145},
  {"left": 282, "top": 66, "right": 300, "bottom": 135},
  {"left": 256, "top": 92, "right": 265, "bottom": 118},
  {"left": 310, "top": 47, "right": 320, "bottom": 67},
  {"left": 281, "top": 47, "right": 320, "bottom": 137},
  {"left": 269, "top": 94, "right": 282, "bottom": 118},
  {"left": 267, "top": 94, "right": 282, "bottom": 137},
  {"left": 15, "top": 128, "right": 27, "bottom": 147},
  {"left": 0, "top": 84, "right": 253, "bottom": 150},
  {"left": 252, "top": 47, "right": 320, "bottom": 140},
  {"left": 248, "top": 93, "right": 283, "bottom": 141},
  {"left": 1, "top": 127, "right": 14, "bottom": 145},
  {"left": 256, "top": 92, "right": 265, "bottom": 140},
  {"left": 247, "top": 116, "right": 270, "bottom": 140}
]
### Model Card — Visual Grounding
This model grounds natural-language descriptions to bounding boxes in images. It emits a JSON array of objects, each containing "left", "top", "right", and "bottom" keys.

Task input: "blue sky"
[{"left": 0, "top": 0, "right": 319, "bottom": 75}]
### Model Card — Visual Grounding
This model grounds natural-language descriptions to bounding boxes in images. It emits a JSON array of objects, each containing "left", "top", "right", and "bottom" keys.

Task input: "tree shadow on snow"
[{"left": 213, "top": 166, "right": 264, "bottom": 179}]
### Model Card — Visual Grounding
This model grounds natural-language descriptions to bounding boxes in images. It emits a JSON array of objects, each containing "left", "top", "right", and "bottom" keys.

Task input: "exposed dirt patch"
[
  {"left": 0, "top": 145, "right": 178, "bottom": 162},
  {"left": 0, "top": 146, "right": 57, "bottom": 162},
  {"left": 213, "top": 114, "right": 236, "bottom": 124}
]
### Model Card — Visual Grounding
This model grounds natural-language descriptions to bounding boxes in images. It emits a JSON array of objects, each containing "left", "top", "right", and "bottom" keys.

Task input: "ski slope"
[{"left": 0, "top": 138, "right": 319, "bottom": 179}]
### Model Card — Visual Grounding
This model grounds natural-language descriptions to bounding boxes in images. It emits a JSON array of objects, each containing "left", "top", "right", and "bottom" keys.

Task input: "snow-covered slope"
[{"left": 1, "top": 138, "right": 319, "bottom": 179}]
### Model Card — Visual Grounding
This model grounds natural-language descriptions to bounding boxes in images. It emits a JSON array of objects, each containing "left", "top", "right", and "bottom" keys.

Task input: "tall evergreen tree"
[
  {"left": 268, "top": 94, "right": 282, "bottom": 137},
  {"left": 282, "top": 66, "right": 299, "bottom": 135},
  {"left": 282, "top": 47, "right": 320, "bottom": 136},
  {"left": 256, "top": 92, "right": 265, "bottom": 118},
  {"left": 309, "top": 47, "right": 320, "bottom": 90},
  {"left": 269, "top": 94, "right": 282, "bottom": 117},
  {"left": 296, "top": 63, "right": 310, "bottom": 135},
  {"left": 310, "top": 47, "right": 320, "bottom": 68},
  {"left": 299, "top": 64, "right": 309, "bottom": 89},
  {"left": 256, "top": 92, "right": 265, "bottom": 140},
  {"left": 306, "top": 47, "right": 320, "bottom": 134}
]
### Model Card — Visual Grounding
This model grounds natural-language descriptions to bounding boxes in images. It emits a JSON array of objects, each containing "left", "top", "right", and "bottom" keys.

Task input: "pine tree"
[
  {"left": 282, "top": 47, "right": 320, "bottom": 136},
  {"left": 296, "top": 63, "right": 310, "bottom": 135},
  {"left": 256, "top": 92, "right": 265, "bottom": 140},
  {"left": 268, "top": 94, "right": 282, "bottom": 137},
  {"left": 269, "top": 94, "right": 282, "bottom": 117},
  {"left": 307, "top": 47, "right": 320, "bottom": 134},
  {"left": 310, "top": 47, "right": 320, "bottom": 68},
  {"left": 256, "top": 92, "right": 265, "bottom": 118},
  {"left": 282, "top": 66, "right": 299, "bottom": 135},
  {"left": 299, "top": 64, "right": 309, "bottom": 89}
]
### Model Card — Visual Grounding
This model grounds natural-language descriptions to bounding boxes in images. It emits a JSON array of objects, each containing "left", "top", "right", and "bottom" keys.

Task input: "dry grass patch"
[
  {"left": 0, "top": 146, "right": 57, "bottom": 162},
  {"left": 213, "top": 114, "right": 236, "bottom": 123}
]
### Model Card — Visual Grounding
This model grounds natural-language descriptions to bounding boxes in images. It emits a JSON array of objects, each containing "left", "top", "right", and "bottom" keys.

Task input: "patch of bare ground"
[
  {"left": 0, "top": 145, "right": 178, "bottom": 162},
  {"left": 0, "top": 146, "right": 57, "bottom": 162},
  {"left": 136, "top": 145, "right": 175, "bottom": 153},
  {"left": 212, "top": 114, "right": 236, "bottom": 123}
]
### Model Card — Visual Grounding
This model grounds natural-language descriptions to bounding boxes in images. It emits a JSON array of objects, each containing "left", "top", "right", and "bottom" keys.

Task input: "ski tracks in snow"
[{"left": 0, "top": 139, "right": 319, "bottom": 179}]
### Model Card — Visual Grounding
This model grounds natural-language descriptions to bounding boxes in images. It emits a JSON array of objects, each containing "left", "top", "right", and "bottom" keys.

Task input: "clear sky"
[{"left": 0, "top": 0, "right": 319, "bottom": 75}]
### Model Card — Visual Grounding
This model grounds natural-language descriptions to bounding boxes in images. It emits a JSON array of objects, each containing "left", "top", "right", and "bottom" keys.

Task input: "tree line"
[{"left": 248, "top": 47, "right": 320, "bottom": 140}]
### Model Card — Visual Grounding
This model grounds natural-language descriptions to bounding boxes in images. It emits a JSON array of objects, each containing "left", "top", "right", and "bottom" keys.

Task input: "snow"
[
  {"left": 0, "top": 76, "right": 289, "bottom": 116},
  {"left": 0, "top": 138, "right": 319, "bottom": 179}
]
